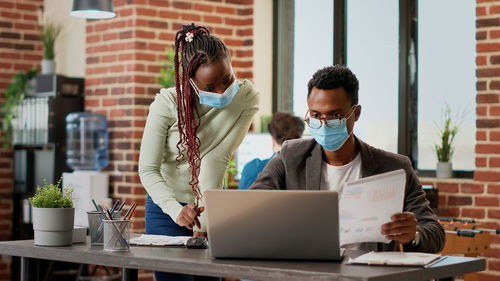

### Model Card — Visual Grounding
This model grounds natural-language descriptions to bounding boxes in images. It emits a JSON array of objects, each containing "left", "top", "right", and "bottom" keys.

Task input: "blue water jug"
[{"left": 65, "top": 112, "right": 109, "bottom": 171}]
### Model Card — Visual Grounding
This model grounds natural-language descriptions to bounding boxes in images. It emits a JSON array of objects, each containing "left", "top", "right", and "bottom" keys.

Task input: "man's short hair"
[
  {"left": 267, "top": 112, "right": 304, "bottom": 145},
  {"left": 307, "top": 65, "right": 359, "bottom": 105}
]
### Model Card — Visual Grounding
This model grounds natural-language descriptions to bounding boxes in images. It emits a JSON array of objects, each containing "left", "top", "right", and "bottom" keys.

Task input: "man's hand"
[
  {"left": 194, "top": 231, "right": 208, "bottom": 238},
  {"left": 381, "top": 212, "right": 417, "bottom": 244},
  {"left": 176, "top": 204, "right": 205, "bottom": 230}
]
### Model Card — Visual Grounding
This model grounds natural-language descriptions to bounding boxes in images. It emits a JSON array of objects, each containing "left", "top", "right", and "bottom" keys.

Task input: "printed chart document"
[
  {"left": 130, "top": 234, "right": 191, "bottom": 246},
  {"left": 347, "top": 251, "right": 442, "bottom": 267},
  {"left": 339, "top": 169, "right": 406, "bottom": 246}
]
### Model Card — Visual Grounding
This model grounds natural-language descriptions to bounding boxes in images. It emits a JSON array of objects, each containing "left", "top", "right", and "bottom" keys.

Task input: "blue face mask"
[
  {"left": 307, "top": 107, "right": 357, "bottom": 151},
  {"left": 190, "top": 79, "right": 239, "bottom": 109}
]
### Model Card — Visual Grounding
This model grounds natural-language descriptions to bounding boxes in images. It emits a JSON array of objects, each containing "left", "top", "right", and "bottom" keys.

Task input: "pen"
[
  {"left": 117, "top": 201, "right": 126, "bottom": 212},
  {"left": 91, "top": 199, "right": 100, "bottom": 212},
  {"left": 123, "top": 202, "right": 137, "bottom": 220},
  {"left": 110, "top": 200, "right": 120, "bottom": 213}
]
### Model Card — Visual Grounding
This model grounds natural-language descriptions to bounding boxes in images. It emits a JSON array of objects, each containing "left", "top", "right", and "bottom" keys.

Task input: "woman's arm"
[{"left": 138, "top": 90, "right": 184, "bottom": 222}]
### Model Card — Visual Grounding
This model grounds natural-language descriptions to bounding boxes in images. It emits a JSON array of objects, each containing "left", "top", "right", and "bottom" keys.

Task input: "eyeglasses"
[{"left": 304, "top": 105, "right": 358, "bottom": 129}]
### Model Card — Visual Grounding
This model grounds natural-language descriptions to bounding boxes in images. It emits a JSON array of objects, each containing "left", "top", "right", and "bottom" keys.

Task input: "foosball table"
[{"left": 438, "top": 218, "right": 499, "bottom": 281}]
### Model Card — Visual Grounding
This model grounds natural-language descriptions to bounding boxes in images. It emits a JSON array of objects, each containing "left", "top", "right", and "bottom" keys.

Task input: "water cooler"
[{"left": 63, "top": 112, "right": 110, "bottom": 227}]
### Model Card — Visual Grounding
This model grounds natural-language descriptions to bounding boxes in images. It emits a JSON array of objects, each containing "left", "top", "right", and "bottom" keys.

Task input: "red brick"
[
  {"left": 490, "top": 156, "right": 500, "bottom": 167},
  {"left": 448, "top": 196, "right": 472, "bottom": 205},
  {"left": 181, "top": 13, "right": 201, "bottom": 21},
  {"left": 476, "top": 157, "right": 487, "bottom": 167},
  {"left": 477, "top": 81, "right": 487, "bottom": 91},
  {"left": 110, "top": 65, "right": 124, "bottom": 72},
  {"left": 476, "top": 196, "right": 499, "bottom": 206},
  {"left": 236, "top": 50, "right": 253, "bottom": 57},
  {"left": 476, "top": 144, "right": 500, "bottom": 154},
  {"left": 477, "top": 272, "right": 500, "bottom": 281},
  {"left": 95, "top": 23, "right": 109, "bottom": 32},
  {"left": 477, "top": 42, "right": 500, "bottom": 52},
  {"left": 136, "top": 30, "right": 155, "bottom": 39},
  {"left": 488, "top": 184, "right": 500, "bottom": 194},
  {"left": 461, "top": 183, "right": 484, "bottom": 193},
  {"left": 135, "top": 53, "right": 155, "bottom": 61},
  {"left": 475, "top": 171, "right": 500, "bottom": 182},
  {"left": 437, "top": 183, "right": 459, "bottom": 193},
  {"left": 117, "top": 8, "right": 133, "bottom": 17},
  {"left": 158, "top": 32, "right": 175, "bottom": 41},
  {"left": 477, "top": 119, "right": 500, "bottom": 128},
  {"left": 1, "top": 12, "right": 21, "bottom": 19},
  {"left": 147, "top": 20, "right": 168, "bottom": 29},
  {"left": 461, "top": 208, "right": 485, "bottom": 218},
  {"left": 226, "top": 0, "right": 253, "bottom": 4},
  {"left": 16, "top": 3, "right": 37, "bottom": 11},
  {"left": 490, "top": 30, "right": 500, "bottom": 39},
  {"left": 477, "top": 18, "right": 500, "bottom": 28},
  {"left": 237, "top": 28, "right": 253, "bottom": 36},
  {"left": 477, "top": 68, "right": 500, "bottom": 77},
  {"left": 102, "top": 55, "right": 116, "bottom": 63},
  {"left": 477, "top": 130, "right": 487, "bottom": 140},
  {"left": 159, "top": 11, "right": 179, "bottom": 19},
  {"left": 204, "top": 15, "right": 223, "bottom": 24},
  {"left": 232, "top": 60, "right": 253, "bottom": 68},
  {"left": 225, "top": 17, "right": 253, "bottom": 26},
  {"left": 477, "top": 93, "right": 499, "bottom": 103},
  {"left": 490, "top": 5, "right": 500, "bottom": 14},
  {"left": 150, "top": 0, "right": 170, "bottom": 6},
  {"left": 216, "top": 6, "right": 236, "bottom": 14},
  {"left": 193, "top": 3, "right": 213, "bottom": 12},
  {"left": 477, "top": 6, "right": 487, "bottom": 16},
  {"left": 87, "top": 35, "right": 100, "bottom": 43},
  {"left": 238, "top": 8, "right": 253, "bottom": 15},
  {"left": 172, "top": 1, "right": 191, "bottom": 9},
  {"left": 0, "top": 1, "right": 14, "bottom": 8},
  {"left": 103, "top": 33, "right": 117, "bottom": 41},
  {"left": 488, "top": 209, "right": 500, "bottom": 219},
  {"left": 84, "top": 99, "right": 100, "bottom": 107}
]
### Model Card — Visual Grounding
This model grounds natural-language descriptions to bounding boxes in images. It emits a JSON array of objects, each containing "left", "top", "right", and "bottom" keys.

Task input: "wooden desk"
[{"left": 0, "top": 239, "right": 485, "bottom": 281}]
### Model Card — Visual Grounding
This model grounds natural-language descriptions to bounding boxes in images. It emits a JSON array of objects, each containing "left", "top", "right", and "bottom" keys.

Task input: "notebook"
[{"left": 204, "top": 190, "right": 342, "bottom": 260}]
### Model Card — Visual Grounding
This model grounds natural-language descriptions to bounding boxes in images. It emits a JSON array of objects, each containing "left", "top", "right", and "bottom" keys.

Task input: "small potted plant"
[
  {"left": 39, "top": 21, "right": 62, "bottom": 74},
  {"left": 29, "top": 179, "right": 74, "bottom": 246},
  {"left": 435, "top": 105, "right": 459, "bottom": 178}
]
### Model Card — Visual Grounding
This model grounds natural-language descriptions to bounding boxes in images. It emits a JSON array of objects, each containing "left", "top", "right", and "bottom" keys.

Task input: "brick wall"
[
  {"left": 84, "top": 0, "right": 254, "bottom": 280},
  {"left": 0, "top": 0, "right": 43, "bottom": 280}
]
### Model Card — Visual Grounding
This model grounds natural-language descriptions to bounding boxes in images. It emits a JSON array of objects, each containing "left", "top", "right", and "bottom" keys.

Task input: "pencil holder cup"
[
  {"left": 103, "top": 219, "right": 130, "bottom": 251},
  {"left": 87, "top": 211, "right": 121, "bottom": 245}
]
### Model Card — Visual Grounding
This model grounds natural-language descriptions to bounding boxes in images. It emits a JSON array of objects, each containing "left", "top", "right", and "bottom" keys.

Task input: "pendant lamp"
[{"left": 70, "top": 0, "right": 116, "bottom": 19}]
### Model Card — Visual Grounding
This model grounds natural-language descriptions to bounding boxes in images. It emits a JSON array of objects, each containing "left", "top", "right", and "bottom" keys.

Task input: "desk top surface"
[{"left": 0, "top": 239, "right": 485, "bottom": 281}]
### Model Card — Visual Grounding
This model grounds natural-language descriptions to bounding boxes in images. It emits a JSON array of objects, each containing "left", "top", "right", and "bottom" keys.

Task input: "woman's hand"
[
  {"left": 176, "top": 204, "right": 205, "bottom": 230},
  {"left": 381, "top": 212, "right": 417, "bottom": 244}
]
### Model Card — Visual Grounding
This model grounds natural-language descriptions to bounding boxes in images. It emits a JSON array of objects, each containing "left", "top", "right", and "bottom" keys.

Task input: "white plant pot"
[
  {"left": 436, "top": 162, "right": 453, "bottom": 178},
  {"left": 41, "top": 59, "right": 55, "bottom": 74},
  {"left": 32, "top": 207, "right": 74, "bottom": 246}
]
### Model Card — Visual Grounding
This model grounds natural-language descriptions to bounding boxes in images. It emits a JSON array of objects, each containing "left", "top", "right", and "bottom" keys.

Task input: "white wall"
[
  {"left": 44, "top": 0, "right": 86, "bottom": 77},
  {"left": 253, "top": 0, "right": 273, "bottom": 132}
]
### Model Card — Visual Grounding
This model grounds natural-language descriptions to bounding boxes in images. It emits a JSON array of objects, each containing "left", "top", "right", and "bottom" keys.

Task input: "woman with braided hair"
[{"left": 139, "top": 23, "right": 259, "bottom": 280}]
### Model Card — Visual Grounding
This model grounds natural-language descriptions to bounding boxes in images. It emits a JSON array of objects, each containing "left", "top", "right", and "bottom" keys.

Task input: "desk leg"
[
  {"left": 122, "top": 268, "right": 137, "bottom": 281},
  {"left": 21, "top": 257, "right": 37, "bottom": 281}
]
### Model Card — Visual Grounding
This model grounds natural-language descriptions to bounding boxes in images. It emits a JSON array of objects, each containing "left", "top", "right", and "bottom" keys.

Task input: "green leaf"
[{"left": 29, "top": 179, "right": 74, "bottom": 208}]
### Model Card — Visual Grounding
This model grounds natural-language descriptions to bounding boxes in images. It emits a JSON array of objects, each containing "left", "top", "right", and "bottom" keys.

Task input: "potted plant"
[
  {"left": 435, "top": 105, "right": 459, "bottom": 178},
  {"left": 29, "top": 179, "right": 75, "bottom": 246},
  {"left": 156, "top": 46, "right": 176, "bottom": 88},
  {"left": 0, "top": 68, "right": 39, "bottom": 147},
  {"left": 39, "top": 21, "right": 62, "bottom": 74}
]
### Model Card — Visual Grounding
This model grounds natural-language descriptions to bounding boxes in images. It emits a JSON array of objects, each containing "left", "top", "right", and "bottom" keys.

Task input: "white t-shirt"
[
  {"left": 320, "top": 153, "right": 362, "bottom": 194},
  {"left": 320, "top": 153, "right": 363, "bottom": 250}
]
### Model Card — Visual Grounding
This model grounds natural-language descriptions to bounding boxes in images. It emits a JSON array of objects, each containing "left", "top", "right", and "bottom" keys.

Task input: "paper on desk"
[
  {"left": 347, "top": 251, "right": 441, "bottom": 267},
  {"left": 130, "top": 234, "right": 191, "bottom": 246},
  {"left": 339, "top": 169, "right": 405, "bottom": 246}
]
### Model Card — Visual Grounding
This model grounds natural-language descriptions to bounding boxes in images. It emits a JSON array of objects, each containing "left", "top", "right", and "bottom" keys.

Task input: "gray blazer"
[{"left": 249, "top": 137, "right": 445, "bottom": 253}]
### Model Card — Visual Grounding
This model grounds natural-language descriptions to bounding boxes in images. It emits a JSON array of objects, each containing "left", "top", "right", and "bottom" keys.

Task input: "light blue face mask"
[
  {"left": 189, "top": 79, "right": 239, "bottom": 109},
  {"left": 307, "top": 106, "right": 357, "bottom": 151}
]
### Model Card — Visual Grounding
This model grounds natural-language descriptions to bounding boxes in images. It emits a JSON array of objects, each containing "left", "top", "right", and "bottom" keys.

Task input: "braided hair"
[{"left": 173, "top": 23, "right": 231, "bottom": 202}]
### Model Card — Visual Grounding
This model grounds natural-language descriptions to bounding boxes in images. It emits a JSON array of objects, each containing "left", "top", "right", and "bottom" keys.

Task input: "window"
[
  {"left": 346, "top": 0, "right": 399, "bottom": 153},
  {"left": 293, "top": 0, "right": 334, "bottom": 117},
  {"left": 417, "top": 0, "right": 476, "bottom": 171}
]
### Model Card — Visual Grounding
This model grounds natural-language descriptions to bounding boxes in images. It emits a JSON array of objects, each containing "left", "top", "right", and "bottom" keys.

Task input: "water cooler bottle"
[{"left": 63, "top": 112, "right": 110, "bottom": 227}]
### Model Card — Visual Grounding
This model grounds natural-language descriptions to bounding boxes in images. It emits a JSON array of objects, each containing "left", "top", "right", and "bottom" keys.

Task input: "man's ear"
[{"left": 354, "top": 105, "right": 361, "bottom": 121}]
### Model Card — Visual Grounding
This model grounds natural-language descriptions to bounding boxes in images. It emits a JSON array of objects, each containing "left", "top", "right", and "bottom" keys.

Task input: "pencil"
[
  {"left": 110, "top": 200, "right": 120, "bottom": 213},
  {"left": 399, "top": 243, "right": 404, "bottom": 252}
]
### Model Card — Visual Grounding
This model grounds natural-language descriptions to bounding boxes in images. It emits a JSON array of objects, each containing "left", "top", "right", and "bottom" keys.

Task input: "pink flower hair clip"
[{"left": 185, "top": 31, "right": 195, "bottom": 43}]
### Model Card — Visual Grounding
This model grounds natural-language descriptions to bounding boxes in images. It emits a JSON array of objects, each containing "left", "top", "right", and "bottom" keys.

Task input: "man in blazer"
[{"left": 250, "top": 65, "right": 445, "bottom": 253}]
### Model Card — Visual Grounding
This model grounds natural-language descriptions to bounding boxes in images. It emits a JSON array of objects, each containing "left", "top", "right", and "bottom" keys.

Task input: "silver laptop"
[{"left": 204, "top": 190, "right": 341, "bottom": 260}]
